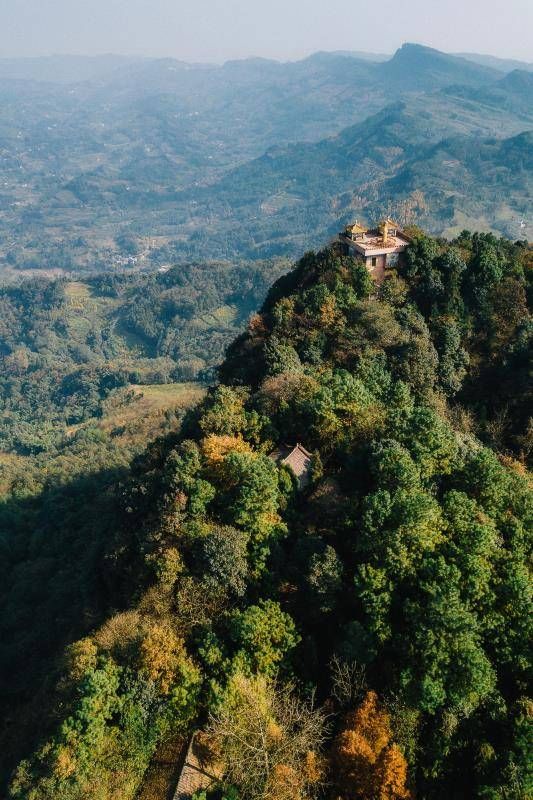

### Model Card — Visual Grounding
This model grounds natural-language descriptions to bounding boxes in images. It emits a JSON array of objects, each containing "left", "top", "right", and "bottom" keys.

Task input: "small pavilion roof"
[
  {"left": 345, "top": 221, "right": 368, "bottom": 235},
  {"left": 378, "top": 217, "right": 401, "bottom": 229},
  {"left": 270, "top": 443, "right": 313, "bottom": 489}
]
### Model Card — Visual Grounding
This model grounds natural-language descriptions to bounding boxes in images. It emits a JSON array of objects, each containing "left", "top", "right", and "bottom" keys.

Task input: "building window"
[{"left": 371, "top": 257, "right": 377, "bottom": 267}]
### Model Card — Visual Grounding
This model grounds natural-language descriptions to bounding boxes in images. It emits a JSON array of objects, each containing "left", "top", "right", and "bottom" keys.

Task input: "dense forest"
[
  {"left": 1, "top": 228, "right": 531, "bottom": 799},
  {"left": 0, "top": 257, "right": 286, "bottom": 455}
]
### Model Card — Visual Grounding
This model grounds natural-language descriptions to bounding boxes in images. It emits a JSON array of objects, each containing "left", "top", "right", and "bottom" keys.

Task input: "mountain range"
[{"left": 0, "top": 43, "right": 531, "bottom": 275}]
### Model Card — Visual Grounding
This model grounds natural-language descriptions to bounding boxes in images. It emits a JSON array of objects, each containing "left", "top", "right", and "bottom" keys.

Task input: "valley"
[{"left": 0, "top": 44, "right": 532, "bottom": 276}]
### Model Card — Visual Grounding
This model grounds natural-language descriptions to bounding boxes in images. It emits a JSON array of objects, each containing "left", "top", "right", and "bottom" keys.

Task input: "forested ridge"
[{"left": 1, "top": 229, "right": 532, "bottom": 800}]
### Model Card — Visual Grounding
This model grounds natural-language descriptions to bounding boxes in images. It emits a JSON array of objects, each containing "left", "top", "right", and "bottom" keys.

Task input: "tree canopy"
[{"left": 2, "top": 233, "right": 531, "bottom": 800}]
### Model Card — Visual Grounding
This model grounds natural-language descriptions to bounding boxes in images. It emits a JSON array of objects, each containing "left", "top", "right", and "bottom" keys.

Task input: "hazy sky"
[{"left": 1, "top": 0, "right": 532, "bottom": 63}]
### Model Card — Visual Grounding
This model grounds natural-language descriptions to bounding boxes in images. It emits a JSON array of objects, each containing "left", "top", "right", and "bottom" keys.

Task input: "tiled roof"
[
  {"left": 173, "top": 735, "right": 220, "bottom": 799},
  {"left": 340, "top": 230, "right": 410, "bottom": 255},
  {"left": 379, "top": 217, "right": 400, "bottom": 227},
  {"left": 281, "top": 443, "right": 313, "bottom": 489}
]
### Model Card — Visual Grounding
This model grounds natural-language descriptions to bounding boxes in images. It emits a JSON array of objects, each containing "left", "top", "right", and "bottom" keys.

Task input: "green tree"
[
  {"left": 229, "top": 600, "right": 300, "bottom": 677},
  {"left": 200, "top": 524, "right": 250, "bottom": 597},
  {"left": 400, "top": 558, "right": 496, "bottom": 715}
]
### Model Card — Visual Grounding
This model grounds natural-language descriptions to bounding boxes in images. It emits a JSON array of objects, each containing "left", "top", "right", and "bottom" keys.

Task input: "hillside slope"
[
  {"left": 2, "top": 230, "right": 531, "bottom": 800},
  {"left": 377, "top": 42, "right": 498, "bottom": 89},
  {"left": 171, "top": 103, "right": 533, "bottom": 258},
  {"left": 0, "top": 258, "right": 287, "bottom": 454},
  {"left": 446, "top": 69, "right": 533, "bottom": 117}
]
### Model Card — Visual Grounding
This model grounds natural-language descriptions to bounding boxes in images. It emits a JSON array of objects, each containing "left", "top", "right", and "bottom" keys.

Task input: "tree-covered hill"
[
  {"left": 446, "top": 69, "right": 533, "bottom": 117},
  {"left": 382, "top": 129, "right": 533, "bottom": 235},
  {"left": 2, "top": 229, "right": 531, "bottom": 800}
]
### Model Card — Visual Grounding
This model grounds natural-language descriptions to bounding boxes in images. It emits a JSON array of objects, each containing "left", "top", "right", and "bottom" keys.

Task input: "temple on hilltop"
[{"left": 338, "top": 218, "right": 411, "bottom": 281}]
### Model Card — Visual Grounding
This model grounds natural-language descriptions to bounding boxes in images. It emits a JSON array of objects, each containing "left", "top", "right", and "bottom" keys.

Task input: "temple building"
[
  {"left": 339, "top": 218, "right": 411, "bottom": 281},
  {"left": 270, "top": 443, "right": 313, "bottom": 490}
]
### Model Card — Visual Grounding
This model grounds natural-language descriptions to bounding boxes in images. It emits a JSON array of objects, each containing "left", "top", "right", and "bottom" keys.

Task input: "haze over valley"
[{"left": 0, "top": 43, "right": 531, "bottom": 277}]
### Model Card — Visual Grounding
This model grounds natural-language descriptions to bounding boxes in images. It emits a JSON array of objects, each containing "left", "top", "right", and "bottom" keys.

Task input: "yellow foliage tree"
[
  {"left": 201, "top": 433, "right": 252, "bottom": 470},
  {"left": 378, "top": 743, "right": 411, "bottom": 800},
  {"left": 319, "top": 295, "right": 341, "bottom": 327},
  {"left": 54, "top": 744, "right": 77, "bottom": 780},
  {"left": 332, "top": 691, "right": 410, "bottom": 800},
  {"left": 138, "top": 622, "right": 186, "bottom": 694},
  {"left": 266, "top": 763, "right": 301, "bottom": 800},
  {"left": 64, "top": 638, "right": 98, "bottom": 682}
]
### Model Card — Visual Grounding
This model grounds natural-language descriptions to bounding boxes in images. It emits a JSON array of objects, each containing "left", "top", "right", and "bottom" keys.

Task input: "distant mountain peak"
[
  {"left": 379, "top": 42, "right": 498, "bottom": 90},
  {"left": 498, "top": 68, "right": 533, "bottom": 90},
  {"left": 390, "top": 42, "right": 454, "bottom": 62},
  {"left": 222, "top": 56, "right": 281, "bottom": 72},
  {"left": 397, "top": 42, "right": 439, "bottom": 54},
  {"left": 304, "top": 50, "right": 389, "bottom": 64}
]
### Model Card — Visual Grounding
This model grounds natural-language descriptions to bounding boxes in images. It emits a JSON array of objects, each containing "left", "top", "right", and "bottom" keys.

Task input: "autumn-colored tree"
[
  {"left": 332, "top": 691, "right": 410, "bottom": 800},
  {"left": 202, "top": 433, "right": 253, "bottom": 472},
  {"left": 265, "top": 754, "right": 331, "bottom": 800},
  {"left": 319, "top": 294, "right": 341, "bottom": 328},
  {"left": 209, "top": 673, "right": 327, "bottom": 800},
  {"left": 139, "top": 621, "right": 187, "bottom": 694}
]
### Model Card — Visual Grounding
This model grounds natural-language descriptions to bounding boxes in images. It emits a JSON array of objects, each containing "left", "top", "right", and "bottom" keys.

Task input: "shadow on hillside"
[{"left": 0, "top": 463, "right": 137, "bottom": 789}]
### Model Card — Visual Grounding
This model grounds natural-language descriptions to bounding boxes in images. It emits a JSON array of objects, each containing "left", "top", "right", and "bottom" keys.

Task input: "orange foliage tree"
[{"left": 332, "top": 690, "right": 410, "bottom": 800}]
